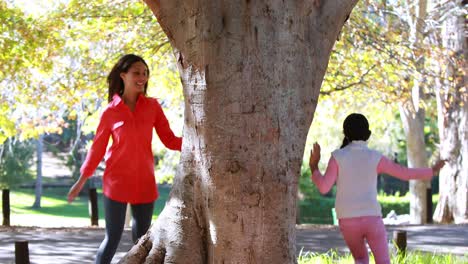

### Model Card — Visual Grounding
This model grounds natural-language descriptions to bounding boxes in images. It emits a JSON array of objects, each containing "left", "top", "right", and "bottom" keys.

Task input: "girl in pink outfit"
[{"left": 309, "top": 113, "right": 445, "bottom": 264}]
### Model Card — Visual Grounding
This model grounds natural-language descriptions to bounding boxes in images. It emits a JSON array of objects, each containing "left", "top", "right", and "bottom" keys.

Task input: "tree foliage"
[
  {"left": 0, "top": 137, "right": 34, "bottom": 189},
  {"left": 0, "top": 1, "right": 61, "bottom": 142},
  {"left": 1, "top": 0, "right": 183, "bottom": 184},
  {"left": 2, "top": 0, "right": 462, "bottom": 195},
  {"left": 299, "top": 0, "right": 453, "bottom": 200},
  {"left": 305, "top": 0, "right": 450, "bottom": 157}
]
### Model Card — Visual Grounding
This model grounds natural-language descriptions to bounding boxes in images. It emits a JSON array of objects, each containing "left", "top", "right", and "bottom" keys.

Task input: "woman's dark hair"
[
  {"left": 340, "top": 113, "right": 372, "bottom": 148},
  {"left": 107, "top": 54, "right": 149, "bottom": 102}
]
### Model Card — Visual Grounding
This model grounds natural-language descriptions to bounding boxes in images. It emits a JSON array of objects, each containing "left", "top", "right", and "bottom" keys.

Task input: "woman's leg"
[
  {"left": 365, "top": 217, "right": 390, "bottom": 264},
  {"left": 339, "top": 217, "right": 370, "bottom": 264},
  {"left": 130, "top": 201, "right": 154, "bottom": 243},
  {"left": 96, "top": 196, "right": 127, "bottom": 264}
]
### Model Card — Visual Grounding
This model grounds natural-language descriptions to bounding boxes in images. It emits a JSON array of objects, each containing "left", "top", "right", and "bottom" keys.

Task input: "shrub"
[
  {"left": 300, "top": 193, "right": 438, "bottom": 224},
  {"left": 0, "top": 137, "right": 35, "bottom": 189}
]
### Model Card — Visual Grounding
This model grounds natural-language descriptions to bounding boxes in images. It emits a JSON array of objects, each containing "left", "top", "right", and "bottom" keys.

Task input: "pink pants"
[{"left": 338, "top": 216, "right": 390, "bottom": 264}]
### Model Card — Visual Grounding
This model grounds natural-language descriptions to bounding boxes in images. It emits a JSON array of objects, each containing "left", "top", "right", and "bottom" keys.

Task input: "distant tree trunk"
[
  {"left": 433, "top": 0, "right": 468, "bottom": 224},
  {"left": 70, "top": 118, "right": 85, "bottom": 180},
  {"left": 118, "top": 0, "right": 358, "bottom": 263},
  {"left": 398, "top": 0, "right": 430, "bottom": 224},
  {"left": 32, "top": 134, "right": 43, "bottom": 209},
  {"left": 399, "top": 102, "right": 429, "bottom": 224}
]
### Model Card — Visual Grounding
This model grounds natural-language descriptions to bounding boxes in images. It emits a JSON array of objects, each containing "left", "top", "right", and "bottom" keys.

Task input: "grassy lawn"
[
  {"left": 298, "top": 250, "right": 467, "bottom": 264},
  {"left": 3, "top": 185, "right": 170, "bottom": 227}
]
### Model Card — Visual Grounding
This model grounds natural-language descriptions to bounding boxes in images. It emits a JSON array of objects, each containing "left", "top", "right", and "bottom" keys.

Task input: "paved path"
[{"left": 0, "top": 224, "right": 467, "bottom": 263}]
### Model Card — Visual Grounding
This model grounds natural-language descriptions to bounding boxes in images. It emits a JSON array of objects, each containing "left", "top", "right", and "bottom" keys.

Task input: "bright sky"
[{"left": 9, "top": 0, "right": 64, "bottom": 16}]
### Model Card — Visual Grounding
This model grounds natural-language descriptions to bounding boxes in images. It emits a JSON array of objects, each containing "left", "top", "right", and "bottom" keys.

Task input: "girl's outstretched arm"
[
  {"left": 377, "top": 156, "right": 446, "bottom": 180},
  {"left": 309, "top": 143, "right": 338, "bottom": 194}
]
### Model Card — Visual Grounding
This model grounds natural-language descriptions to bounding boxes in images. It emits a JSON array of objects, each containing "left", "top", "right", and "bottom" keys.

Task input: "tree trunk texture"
[
  {"left": 119, "top": 0, "right": 358, "bottom": 263},
  {"left": 398, "top": 0, "right": 430, "bottom": 225},
  {"left": 399, "top": 102, "right": 429, "bottom": 224},
  {"left": 433, "top": 1, "right": 468, "bottom": 224},
  {"left": 32, "top": 134, "right": 43, "bottom": 209}
]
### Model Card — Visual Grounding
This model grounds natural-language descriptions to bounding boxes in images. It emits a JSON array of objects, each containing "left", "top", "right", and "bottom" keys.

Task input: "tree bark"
[
  {"left": 119, "top": 0, "right": 358, "bottom": 263},
  {"left": 398, "top": 0, "right": 430, "bottom": 224},
  {"left": 399, "top": 102, "right": 429, "bottom": 224},
  {"left": 433, "top": 0, "right": 468, "bottom": 224},
  {"left": 32, "top": 134, "right": 43, "bottom": 209}
]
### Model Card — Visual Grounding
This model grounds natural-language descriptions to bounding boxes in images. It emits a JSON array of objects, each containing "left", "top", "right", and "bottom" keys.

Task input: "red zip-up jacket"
[{"left": 80, "top": 94, "right": 182, "bottom": 204}]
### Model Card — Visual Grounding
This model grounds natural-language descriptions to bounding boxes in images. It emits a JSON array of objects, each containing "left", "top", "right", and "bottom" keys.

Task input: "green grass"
[
  {"left": 3, "top": 185, "right": 171, "bottom": 224},
  {"left": 298, "top": 250, "right": 468, "bottom": 264}
]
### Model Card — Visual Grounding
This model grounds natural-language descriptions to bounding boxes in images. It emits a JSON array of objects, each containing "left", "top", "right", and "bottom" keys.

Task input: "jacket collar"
[
  {"left": 110, "top": 94, "right": 123, "bottom": 107},
  {"left": 110, "top": 93, "right": 146, "bottom": 108},
  {"left": 349, "top": 140, "right": 368, "bottom": 147}
]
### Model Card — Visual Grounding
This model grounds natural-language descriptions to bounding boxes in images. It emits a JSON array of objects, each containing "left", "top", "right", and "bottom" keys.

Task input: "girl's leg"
[
  {"left": 364, "top": 217, "right": 390, "bottom": 264},
  {"left": 339, "top": 218, "right": 369, "bottom": 264},
  {"left": 130, "top": 201, "right": 154, "bottom": 243},
  {"left": 96, "top": 196, "right": 127, "bottom": 264}
]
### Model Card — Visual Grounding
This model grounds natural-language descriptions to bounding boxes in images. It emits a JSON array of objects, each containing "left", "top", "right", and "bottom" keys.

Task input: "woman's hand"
[
  {"left": 431, "top": 159, "right": 446, "bottom": 175},
  {"left": 309, "top": 142, "right": 321, "bottom": 172},
  {"left": 67, "top": 176, "right": 87, "bottom": 203}
]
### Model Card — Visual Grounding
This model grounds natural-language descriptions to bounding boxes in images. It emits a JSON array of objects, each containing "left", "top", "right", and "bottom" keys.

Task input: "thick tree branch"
[
  {"left": 143, "top": 0, "right": 184, "bottom": 47},
  {"left": 320, "top": 64, "right": 377, "bottom": 95},
  {"left": 142, "top": 0, "right": 162, "bottom": 21},
  {"left": 305, "top": 0, "right": 359, "bottom": 90}
]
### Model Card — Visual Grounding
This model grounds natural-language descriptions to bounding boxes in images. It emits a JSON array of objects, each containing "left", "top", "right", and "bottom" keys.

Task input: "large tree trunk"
[
  {"left": 433, "top": 0, "right": 468, "bottom": 224},
  {"left": 119, "top": 1, "right": 357, "bottom": 263}
]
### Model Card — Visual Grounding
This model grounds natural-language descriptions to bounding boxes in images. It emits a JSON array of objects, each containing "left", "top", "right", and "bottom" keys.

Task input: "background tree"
[
  {"left": 0, "top": 137, "right": 34, "bottom": 189},
  {"left": 119, "top": 0, "right": 358, "bottom": 263},
  {"left": 32, "top": 134, "right": 43, "bottom": 208},
  {"left": 395, "top": 0, "right": 432, "bottom": 224},
  {"left": 305, "top": 0, "right": 450, "bottom": 224},
  {"left": 1, "top": 0, "right": 182, "bottom": 195},
  {"left": 0, "top": 1, "right": 65, "bottom": 205},
  {"left": 432, "top": 0, "right": 467, "bottom": 224}
]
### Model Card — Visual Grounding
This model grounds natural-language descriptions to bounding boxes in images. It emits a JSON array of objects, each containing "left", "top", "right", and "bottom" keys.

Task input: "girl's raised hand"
[
  {"left": 431, "top": 159, "right": 446, "bottom": 174},
  {"left": 309, "top": 143, "right": 321, "bottom": 172}
]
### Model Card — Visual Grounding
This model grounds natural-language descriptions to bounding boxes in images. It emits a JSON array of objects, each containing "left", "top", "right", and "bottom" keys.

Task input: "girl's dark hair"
[
  {"left": 107, "top": 54, "right": 149, "bottom": 102},
  {"left": 340, "top": 113, "right": 372, "bottom": 148}
]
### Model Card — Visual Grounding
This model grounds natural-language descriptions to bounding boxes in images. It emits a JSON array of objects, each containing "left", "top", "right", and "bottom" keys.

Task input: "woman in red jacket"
[{"left": 68, "top": 54, "right": 182, "bottom": 264}]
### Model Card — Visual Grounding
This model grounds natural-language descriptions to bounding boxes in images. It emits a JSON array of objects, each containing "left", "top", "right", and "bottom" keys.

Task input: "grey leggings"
[{"left": 96, "top": 195, "right": 154, "bottom": 264}]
